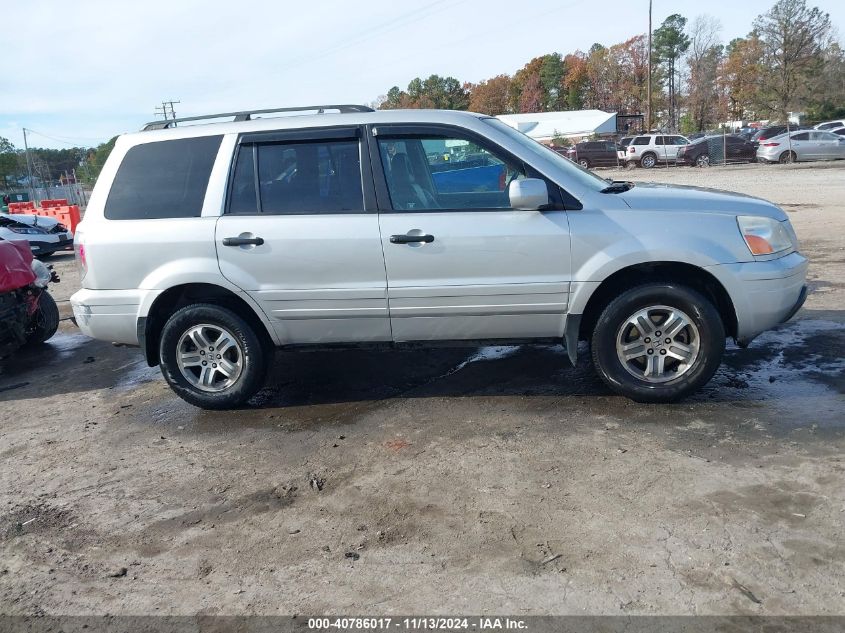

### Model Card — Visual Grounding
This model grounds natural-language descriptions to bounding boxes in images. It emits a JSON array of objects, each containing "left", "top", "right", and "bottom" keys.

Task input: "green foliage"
[
  {"left": 0, "top": 137, "right": 21, "bottom": 189},
  {"left": 380, "top": 75, "right": 469, "bottom": 110},
  {"left": 77, "top": 137, "right": 118, "bottom": 185}
]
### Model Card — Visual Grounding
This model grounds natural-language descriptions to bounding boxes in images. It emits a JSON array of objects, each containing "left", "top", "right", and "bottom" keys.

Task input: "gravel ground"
[{"left": 1, "top": 163, "right": 844, "bottom": 618}]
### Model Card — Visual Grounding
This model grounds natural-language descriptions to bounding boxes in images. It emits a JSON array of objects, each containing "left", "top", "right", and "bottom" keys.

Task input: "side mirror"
[{"left": 508, "top": 178, "right": 549, "bottom": 210}]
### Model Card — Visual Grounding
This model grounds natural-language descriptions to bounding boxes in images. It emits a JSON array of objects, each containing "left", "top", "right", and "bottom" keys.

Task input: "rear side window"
[
  {"left": 106, "top": 136, "right": 222, "bottom": 220},
  {"left": 229, "top": 139, "right": 363, "bottom": 214},
  {"left": 633, "top": 137, "right": 650, "bottom": 145},
  {"left": 792, "top": 132, "right": 810, "bottom": 141}
]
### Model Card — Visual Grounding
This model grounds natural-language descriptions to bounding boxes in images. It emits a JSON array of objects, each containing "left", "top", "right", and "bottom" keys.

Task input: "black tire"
[
  {"left": 578, "top": 158, "right": 591, "bottom": 169},
  {"left": 158, "top": 303, "right": 270, "bottom": 409},
  {"left": 640, "top": 153, "right": 657, "bottom": 168},
  {"left": 779, "top": 151, "right": 796, "bottom": 164},
  {"left": 26, "top": 291, "right": 60, "bottom": 345},
  {"left": 695, "top": 154, "right": 710, "bottom": 168},
  {"left": 590, "top": 283, "right": 725, "bottom": 403}
]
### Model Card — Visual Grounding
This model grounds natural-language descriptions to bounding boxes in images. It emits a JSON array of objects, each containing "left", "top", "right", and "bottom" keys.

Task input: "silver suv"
[{"left": 71, "top": 105, "right": 808, "bottom": 409}]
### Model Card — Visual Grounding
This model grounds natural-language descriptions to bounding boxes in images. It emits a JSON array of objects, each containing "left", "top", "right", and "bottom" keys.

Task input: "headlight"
[
  {"left": 737, "top": 216, "right": 793, "bottom": 256},
  {"left": 31, "top": 259, "right": 52, "bottom": 287}
]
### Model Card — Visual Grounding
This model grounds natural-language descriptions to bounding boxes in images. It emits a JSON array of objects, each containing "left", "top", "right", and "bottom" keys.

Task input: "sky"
[{"left": 3, "top": 0, "right": 844, "bottom": 150}]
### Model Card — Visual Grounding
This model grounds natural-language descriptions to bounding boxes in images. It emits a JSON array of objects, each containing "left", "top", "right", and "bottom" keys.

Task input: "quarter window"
[
  {"left": 106, "top": 136, "right": 222, "bottom": 220},
  {"left": 378, "top": 135, "right": 526, "bottom": 211}
]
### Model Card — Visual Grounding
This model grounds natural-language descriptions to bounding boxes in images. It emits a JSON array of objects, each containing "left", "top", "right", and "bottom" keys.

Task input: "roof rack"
[{"left": 141, "top": 104, "right": 375, "bottom": 131}]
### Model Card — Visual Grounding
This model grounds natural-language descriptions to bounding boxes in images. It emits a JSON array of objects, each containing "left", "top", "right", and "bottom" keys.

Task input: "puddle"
[{"left": 709, "top": 319, "right": 845, "bottom": 428}]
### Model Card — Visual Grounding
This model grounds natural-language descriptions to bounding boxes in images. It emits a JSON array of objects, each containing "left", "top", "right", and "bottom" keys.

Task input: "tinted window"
[
  {"left": 671, "top": 136, "right": 688, "bottom": 145},
  {"left": 792, "top": 132, "right": 810, "bottom": 141},
  {"left": 106, "top": 136, "right": 222, "bottom": 220},
  {"left": 379, "top": 135, "right": 526, "bottom": 211},
  {"left": 834, "top": 129, "right": 845, "bottom": 136},
  {"left": 229, "top": 139, "right": 363, "bottom": 214},
  {"left": 655, "top": 136, "right": 665, "bottom": 145},
  {"left": 633, "top": 137, "right": 650, "bottom": 145}
]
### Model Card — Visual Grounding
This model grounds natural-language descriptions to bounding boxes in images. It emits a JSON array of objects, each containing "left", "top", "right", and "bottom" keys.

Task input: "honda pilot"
[{"left": 71, "top": 105, "right": 808, "bottom": 409}]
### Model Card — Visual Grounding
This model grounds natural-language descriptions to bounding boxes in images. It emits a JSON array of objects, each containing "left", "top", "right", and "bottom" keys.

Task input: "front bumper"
[
  {"left": 30, "top": 236, "right": 73, "bottom": 256},
  {"left": 707, "top": 251, "right": 809, "bottom": 345}
]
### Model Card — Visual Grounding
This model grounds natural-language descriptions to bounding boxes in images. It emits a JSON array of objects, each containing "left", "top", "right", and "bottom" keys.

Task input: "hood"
[
  {"left": 0, "top": 213, "right": 59, "bottom": 229},
  {"left": 617, "top": 183, "right": 787, "bottom": 221}
]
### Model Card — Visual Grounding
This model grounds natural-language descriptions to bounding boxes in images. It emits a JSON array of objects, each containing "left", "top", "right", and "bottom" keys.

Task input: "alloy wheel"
[
  {"left": 615, "top": 305, "right": 701, "bottom": 383},
  {"left": 176, "top": 324, "right": 244, "bottom": 392}
]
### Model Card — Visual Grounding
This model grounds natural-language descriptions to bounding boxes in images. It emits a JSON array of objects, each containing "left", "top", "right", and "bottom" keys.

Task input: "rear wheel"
[
  {"left": 159, "top": 303, "right": 269, "bottom": 409},
  {"left": 640, "top": 153, "right": 657, "bottom": 168},
  {"left": 779, "top": 151, "right": 797, "bottom": 164},
  {"left": 578, "top": 158, "right": 591, "bottom": 168},
  {"left": 591, "top": 283, "right": 725, "bottom": 403},
  {"left": 25, "top": 291, "right": 59, "bottom": 345}
]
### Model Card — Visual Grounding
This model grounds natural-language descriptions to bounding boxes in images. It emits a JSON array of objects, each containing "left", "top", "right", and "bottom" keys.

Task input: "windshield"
[{"left": 483, "top": 118, "right": 609, "bottom": 192}]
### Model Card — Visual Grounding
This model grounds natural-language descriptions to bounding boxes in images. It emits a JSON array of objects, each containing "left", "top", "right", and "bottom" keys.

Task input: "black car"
[
  {"left": 566, "top": 141, "right": 620, "bottom": 168},
  {"left": 676, "top": 135, "right": 757, "bottom": 166},
  {"left": 752, "top": 125, "right": 789, "bottom": 143}
]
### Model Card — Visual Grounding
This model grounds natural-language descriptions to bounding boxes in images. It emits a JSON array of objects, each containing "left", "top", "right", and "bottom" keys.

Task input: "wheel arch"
[
  {"left": 140, "top": 283, "right": 275, "bottom": 367},
  {"left": 575, "top": 261, "right": 738, "bottom": 343}
]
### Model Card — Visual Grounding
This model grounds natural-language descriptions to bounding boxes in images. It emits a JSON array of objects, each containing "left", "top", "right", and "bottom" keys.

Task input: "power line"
[{"left": 23, "top": 128, "right": 108, "bottom": 147}]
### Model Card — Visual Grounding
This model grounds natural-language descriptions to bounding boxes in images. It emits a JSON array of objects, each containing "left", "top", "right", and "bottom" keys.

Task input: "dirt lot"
[{"left": 1, "top": 163, "right": 844, "bottom": 616}]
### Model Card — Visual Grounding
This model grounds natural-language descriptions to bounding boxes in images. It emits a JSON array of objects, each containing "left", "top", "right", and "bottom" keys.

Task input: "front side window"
[
  {"left": 229, "top": 139, "right": 363, "bottom": 214},
  {"left": 106, "top": 135, "right": 222, "bottom": 220},
  {"left": 378, "top": 135, "right": 525, "bottom": 211}
]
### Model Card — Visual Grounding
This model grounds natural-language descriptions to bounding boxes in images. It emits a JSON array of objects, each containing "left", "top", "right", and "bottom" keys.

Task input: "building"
[{"left": 495, "top": 110, "right": 618, "bottom": 143}]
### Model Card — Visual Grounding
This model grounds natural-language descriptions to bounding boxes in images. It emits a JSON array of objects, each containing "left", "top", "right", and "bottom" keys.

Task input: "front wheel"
[
  {"left": 578, "top": 158, "right": 591, "bottom": 168},
  {"left": 591, "top": 284, "right": 725, "bottom": 403},
  {"left": 159, "top": 303, "right": 269, "bottom": 409},
  {"left": 696, "top": 154, "right": 710, "bottom": 167}
]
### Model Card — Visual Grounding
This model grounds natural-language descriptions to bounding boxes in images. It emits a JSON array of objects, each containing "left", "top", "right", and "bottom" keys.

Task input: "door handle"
[
  {"left": 390, "top": 234, "right": 434, "bottom": 244},
  {"left": 223, "top": 236, "right": 264, "bottom": 246}
]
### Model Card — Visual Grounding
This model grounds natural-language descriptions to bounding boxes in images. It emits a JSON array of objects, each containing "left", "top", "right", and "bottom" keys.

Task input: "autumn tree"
[
  {"left": 754, "top": 0, "right": 831, "bottom": 120},
  {"left": 562, "top": 53, "right": 588, "bottom": 109},
  {"left": 467, "top": 74, "right": 513, "bottom": 115},
  {"left": 654, "top": 14, "right": 690, "bottom": 130},
  {"left": 719, "top": 36, "right": 764, "bottom": 121}
]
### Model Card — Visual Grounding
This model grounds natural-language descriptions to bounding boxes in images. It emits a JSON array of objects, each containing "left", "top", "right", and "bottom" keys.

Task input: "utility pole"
[
  {"left": 22, "top": 128, "right": 37, "bottom": 204},
  {"left": 155, "top": 100, "right": 181, "bottom": 121},
  {"left": 646, "top": 0, "right": 652, "bottom": 132}
]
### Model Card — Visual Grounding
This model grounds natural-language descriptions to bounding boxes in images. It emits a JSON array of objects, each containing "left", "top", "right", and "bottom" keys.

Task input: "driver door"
[{"left": 369, "top": 125, "right": 572, "bottom": 342}]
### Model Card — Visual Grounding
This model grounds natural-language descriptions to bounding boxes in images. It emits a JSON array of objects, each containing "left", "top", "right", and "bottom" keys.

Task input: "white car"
[
  {"left": 813, "top": 120, "right": 845, "bottom": 131},
  {"left": 756, "top": 130, "right": 845, "bottom": 163},
  {"left": 71, "top": 104, "right": 806, "bottom": 408},
  {"left": 0, "top": 213, "right": 74, "bottom": 258},
  {"left": 623, "top": 134, "right": 691, "bottom": 168}
]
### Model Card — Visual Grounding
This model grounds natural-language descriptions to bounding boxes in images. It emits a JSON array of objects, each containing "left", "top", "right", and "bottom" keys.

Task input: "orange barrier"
[
  {"left": 41, "top": 198, "right": 69, "bottom": 208},
  {"left": 8, "top": 201, "right": 36, "bottom": 213},
  {"left": 5, "top": 202, "right": 81, "bottom": 233}
]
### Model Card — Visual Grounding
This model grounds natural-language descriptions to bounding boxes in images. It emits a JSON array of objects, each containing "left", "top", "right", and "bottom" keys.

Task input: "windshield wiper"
[{"left": 601, "top": 180, "right": 635, "bottom": 193}]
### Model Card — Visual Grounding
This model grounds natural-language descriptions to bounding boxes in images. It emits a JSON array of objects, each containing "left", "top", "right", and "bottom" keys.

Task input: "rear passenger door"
[{"left": 215, "top": 127, "right": 391, "bottom": 344}]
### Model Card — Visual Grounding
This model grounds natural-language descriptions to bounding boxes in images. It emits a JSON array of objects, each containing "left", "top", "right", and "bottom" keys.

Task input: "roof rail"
[{"left": 141, "top": 104, "right": 375, "bottom": 131}]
